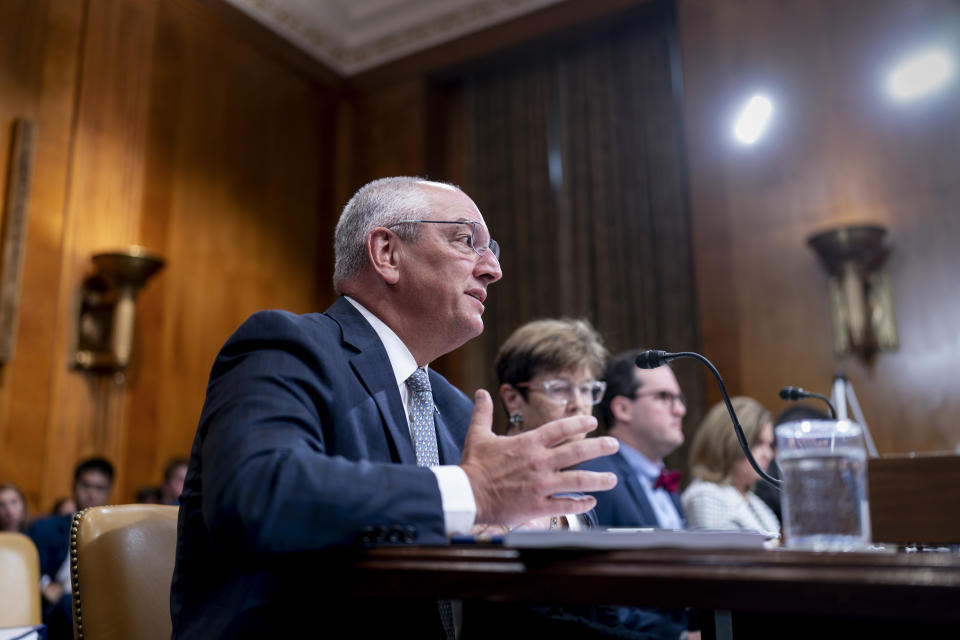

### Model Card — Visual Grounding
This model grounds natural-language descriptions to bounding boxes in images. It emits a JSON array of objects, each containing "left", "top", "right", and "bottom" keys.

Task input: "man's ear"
[
  {"left": 367, "top": 227, "right": 401, "bottom": 285},
  {"left": 610, "top": 395, "right": 633, "bottom": 424}
]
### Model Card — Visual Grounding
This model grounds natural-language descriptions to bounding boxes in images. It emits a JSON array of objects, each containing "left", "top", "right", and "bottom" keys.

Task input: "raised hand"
[{"left": 459, "top": 389, "right": 619, "bottom": 527}]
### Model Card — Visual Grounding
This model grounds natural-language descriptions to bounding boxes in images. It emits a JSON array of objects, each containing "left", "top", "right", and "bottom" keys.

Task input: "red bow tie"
[{"left": 653, "top": 468, "right": 681, "bottom": 493}]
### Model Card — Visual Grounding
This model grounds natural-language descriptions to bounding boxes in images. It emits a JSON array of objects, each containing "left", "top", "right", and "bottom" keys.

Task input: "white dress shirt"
[{"left": 345, "top": 297, "right": 476, "bottom": 535}]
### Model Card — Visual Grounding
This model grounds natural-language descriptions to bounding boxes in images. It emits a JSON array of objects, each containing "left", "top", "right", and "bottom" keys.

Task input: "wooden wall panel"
[
  {"left": 0, "top": 0, "right": 85, "bottom": 515},
  {"left": 0, "top": 0, "right": 335, "bottom": 512},
  {"left": 678, "top": 0, "right": 960, "bottom": 454}
]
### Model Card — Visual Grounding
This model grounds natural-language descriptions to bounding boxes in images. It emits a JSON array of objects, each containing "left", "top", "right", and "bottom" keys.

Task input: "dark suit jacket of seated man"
[{"left": 170, "top": 177, "right": 620, "bottom": 639}]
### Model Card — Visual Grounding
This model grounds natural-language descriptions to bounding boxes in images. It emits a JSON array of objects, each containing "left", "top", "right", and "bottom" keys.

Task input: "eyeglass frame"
[
  {"left": 387, "top": 219, "right": 500, "bottom": 260},
  {"left": 515, "top": 379, "right": 608, "bottom": 406},
  {"left": 631, "top": 388, "right": 687, "bottom": 409}
]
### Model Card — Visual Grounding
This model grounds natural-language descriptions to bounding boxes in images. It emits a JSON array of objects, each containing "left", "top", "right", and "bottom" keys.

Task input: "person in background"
[
  {"left": 681, "top": 397, "right": 779, "bottom": 536},
  {"left": 753, "top": 404, "right": 831, "bottom": 520},
  {"left": 582, "top": 350, "right": 688, "bottom": 530},
  {"left": 0, "top": 483, "right": 28, "bottom": 532},
  {"left": 160, "top": 457, "right": 189, "bottom": 505},
  {"left": 480, "top": 319, "right": 696, "bottom": 640},
  {"left": 49, "top": 497, "right": 76, "bottom": 517},
  {"left": 135, "top": 486, "right": 163, "bottom": 504},
  {"left": 28, "top": 456, "right": 115, "bottom": 640},
  {"left": 495, "top": 317, "right": 609, "bottom": 531}
]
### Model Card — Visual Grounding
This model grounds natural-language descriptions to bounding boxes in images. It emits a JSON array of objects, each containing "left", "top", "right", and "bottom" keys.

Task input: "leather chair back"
[
  {"left": 0, "top": 532, "right": 42, "bottom": 626},
  {"left": 70, "top": 504, "right": 179, "bottom": 640}
]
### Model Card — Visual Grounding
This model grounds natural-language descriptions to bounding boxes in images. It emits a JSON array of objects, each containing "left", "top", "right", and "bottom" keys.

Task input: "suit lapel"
[
  {"left": 434, "top": 408, "right": 460, "bottom": 465},
  {"left": 327, "top": 298, "right": 417, "bottom": 465},
  {"left": 616, "top": 452, "right": 660, "bottom": 526}
]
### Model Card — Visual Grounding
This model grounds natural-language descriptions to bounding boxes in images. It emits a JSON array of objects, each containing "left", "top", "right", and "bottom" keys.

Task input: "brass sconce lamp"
[
  {"left": 73, "top": 246, "right": 165, "bottom": 372},
  {"left": 807, "top": 224, "right": 898, "bottom": 360}
]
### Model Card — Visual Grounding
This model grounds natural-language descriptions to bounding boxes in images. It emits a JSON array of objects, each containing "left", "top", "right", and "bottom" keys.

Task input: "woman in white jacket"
[{"left": 681, "top": 396, "right": 780, "bottom": 536}]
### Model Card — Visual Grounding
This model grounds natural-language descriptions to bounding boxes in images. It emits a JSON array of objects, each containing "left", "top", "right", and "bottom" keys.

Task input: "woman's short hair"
[
  {"left": 688, "top": 396, "right": 771, "bottom": 483},
  {"left": 495, "top": 318, "right": 608, "bottom": 396}
]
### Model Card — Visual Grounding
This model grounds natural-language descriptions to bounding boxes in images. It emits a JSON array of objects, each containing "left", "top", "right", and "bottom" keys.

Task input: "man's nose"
[{"left": 476, "top": 249, "right": 502, "bottom": 282}]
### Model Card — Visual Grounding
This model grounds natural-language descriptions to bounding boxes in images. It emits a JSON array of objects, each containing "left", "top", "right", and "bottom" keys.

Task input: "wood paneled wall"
[
  {"left": 0, "top": 0, "right": 336, "bottom": 513},
  {"left": 678, "top": 0, "right": 960, "bottom": 454},
  {"left": 4, "top": 0, "right": 958, "bottom": 516}
]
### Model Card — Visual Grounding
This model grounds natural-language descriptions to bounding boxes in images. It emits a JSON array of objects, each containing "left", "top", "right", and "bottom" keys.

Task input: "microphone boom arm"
[{"left": 647, "top": 350, "right": 783, "bottom": 489}]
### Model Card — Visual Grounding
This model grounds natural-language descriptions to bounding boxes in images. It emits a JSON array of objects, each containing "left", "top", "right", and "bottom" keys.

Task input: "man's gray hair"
[{"left": 333, "top": 177, "right": 449, "bottom": 292}]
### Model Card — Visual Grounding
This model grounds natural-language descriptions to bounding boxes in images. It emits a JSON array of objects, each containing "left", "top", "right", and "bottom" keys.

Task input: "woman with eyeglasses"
[
  {"left": 681, "top": 397, "right": 780, "bottom": 536},
  {"left": 467, "top": 320, "right": 699, "bottom": 640},
  {"left": 494, "top": 317, "right": 608, "bottom": 530}
]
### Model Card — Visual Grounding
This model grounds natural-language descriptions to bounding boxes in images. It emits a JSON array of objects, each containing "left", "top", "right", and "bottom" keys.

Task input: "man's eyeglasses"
[
  {"left": 516, "top": 379, "right": 607, "bottom": 406},
  {"left": 388, "top": 220, "right": 500, "bottom": 260},
  {"left": 633, "top": 389, "right": 686, "bottom": 409}
]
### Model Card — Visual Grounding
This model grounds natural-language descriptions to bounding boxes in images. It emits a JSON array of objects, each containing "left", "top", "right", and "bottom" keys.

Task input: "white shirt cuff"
[{"left": 430, "top": 465, "right": 476, "bottom": 535}]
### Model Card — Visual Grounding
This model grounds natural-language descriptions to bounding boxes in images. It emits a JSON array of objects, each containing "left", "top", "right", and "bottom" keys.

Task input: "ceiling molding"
[{"left": 224, "top": 0, "right": 565, "bottom": 76}]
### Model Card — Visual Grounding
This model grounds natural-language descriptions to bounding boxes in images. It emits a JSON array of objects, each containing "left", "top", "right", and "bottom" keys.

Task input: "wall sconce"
[
  {"left": 73, "top": 246, "right": 165, "bottom": 372},
  {"left": 807, "top": 224, "right": 898, "bottom": 360}
]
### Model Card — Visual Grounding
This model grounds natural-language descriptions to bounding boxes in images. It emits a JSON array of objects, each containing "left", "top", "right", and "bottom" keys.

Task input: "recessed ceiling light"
[
  {"left": 733, "top": 95, "right": 773, "bottom": 145},
  {"left": 887, "top": 48, "right": 955, "bottom": 101}
]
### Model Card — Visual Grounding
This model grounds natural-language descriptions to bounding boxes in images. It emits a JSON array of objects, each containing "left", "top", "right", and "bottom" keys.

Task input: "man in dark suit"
[
  {"left": 582, "top": 350, "right": 688, "bottom": 528},
  {"left": 28, "top": 457, "right": 114, "bottom": 640},
  {"left": 170, "top": 177, "right": 620, "bottom": 639},
  {"left": 580, "top": 351, "right": 696, "bottom": 640}
]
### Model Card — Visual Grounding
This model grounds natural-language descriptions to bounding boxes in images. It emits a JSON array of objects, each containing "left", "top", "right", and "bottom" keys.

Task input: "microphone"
[
  {"left": 634, "top": 349, "right": 678, "bottom": 369},
  {"left": 635, "top": 349, "right": 782, "bottom": 489},
  {"left": 778, "top": 386, "right": 838, "bottom": 419}
]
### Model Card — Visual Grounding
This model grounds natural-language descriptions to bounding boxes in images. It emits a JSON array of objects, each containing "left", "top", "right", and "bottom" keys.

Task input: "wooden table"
[{"left": 342, "top": 544, "right": 960, "bottom": 637}]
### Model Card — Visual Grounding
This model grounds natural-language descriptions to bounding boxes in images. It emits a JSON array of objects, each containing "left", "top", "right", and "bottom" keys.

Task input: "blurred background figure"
[
  {"left": 161, "top": 457, "right": 189, "bottom": 505},
  {"left": 495, "top": 317, "right": 608, "bottom": 530},
  {"left": 0, "top": 482, "right": 28, "bottom": 532},
  {"left": 49, "top": 497, "right": 76, "bottom": 517},
  {"left": 135, "top": 486, "right": 163, "bottom": 504},
  {"left": 27, "top": 456, "right": 115, "bottom": 640},
  {"left": 753, "top": 404, "right": 832, "bottom": 521},
  {"left": 583, "top": 351, "right": 688, "bottom": 531},
  {"left": 681, "top": 397, "right": 779, "bottom": 536}
]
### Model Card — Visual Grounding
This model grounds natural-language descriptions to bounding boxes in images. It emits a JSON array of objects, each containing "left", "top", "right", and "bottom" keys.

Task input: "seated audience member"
[
  {"left": 170, "top": 177, "right": 619, "bottom": 639},
  {"left": 28, "top": 456, "right": 115, "bottom": 640},
  {"left": 753, "top": 404, "right": 830, "bottom": 520},
  {"left": 161, "top": 457, "right": 188, "bottom": 505},
  {"left": 495, "top": 317, "right": 609, "bottom": 530},
  {"left": 0, "top": 482, "right": 28, "bottom": 532},
  {"left": 49, "top": 497, "right": 76, "bottom": 517},
  {"left": 135, "top": 486, "right": 163, "bottom": 504},
  {"left": 582, "top": 350, "right": 688, "bottom": 529},
  {"left": 681, "top": 397, "right": 779, "bottom": 535}
]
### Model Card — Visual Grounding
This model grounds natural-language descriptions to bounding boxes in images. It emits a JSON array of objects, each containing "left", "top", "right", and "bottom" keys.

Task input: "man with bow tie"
[
  {"left": 580, "top": 350, "right": 698, "bottom": 640},
  {"left": 582, "top": 349, "right": 688, "bottom": 530}
]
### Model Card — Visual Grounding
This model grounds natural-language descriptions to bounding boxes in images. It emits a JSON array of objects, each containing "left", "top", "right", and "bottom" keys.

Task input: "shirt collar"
[
  {"left": 617, "top": 440, "right": 663, "bottom": 482},
  {"left": 344, "top": 296, "right": 421, "bottom": 386}
]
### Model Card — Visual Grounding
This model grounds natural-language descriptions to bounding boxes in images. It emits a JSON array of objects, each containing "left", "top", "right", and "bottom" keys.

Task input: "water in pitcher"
[{"left": 779, "top": 446, "right": 870, "bottom": 550}]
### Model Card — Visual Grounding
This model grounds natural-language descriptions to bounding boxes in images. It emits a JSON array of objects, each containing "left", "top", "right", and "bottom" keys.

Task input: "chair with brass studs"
[{"left": 70, "top": 504, "right": 179, "bottom": 640}]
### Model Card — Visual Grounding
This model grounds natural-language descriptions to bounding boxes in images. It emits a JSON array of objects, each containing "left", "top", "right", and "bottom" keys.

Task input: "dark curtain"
[{"left": 457, "top": 3, "right": 704, "bottom": 461}]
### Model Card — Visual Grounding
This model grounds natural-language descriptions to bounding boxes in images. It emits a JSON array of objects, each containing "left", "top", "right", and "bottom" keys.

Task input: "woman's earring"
[{"left": 508, "top": 411, "right": 523, "bottom": 426}]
